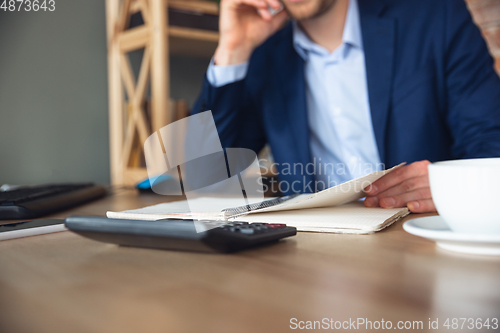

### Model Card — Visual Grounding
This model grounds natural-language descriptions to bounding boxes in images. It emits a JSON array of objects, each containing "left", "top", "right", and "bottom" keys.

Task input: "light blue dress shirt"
[{"left": 207, "top": 0, "right": 382, "bottom": 189}]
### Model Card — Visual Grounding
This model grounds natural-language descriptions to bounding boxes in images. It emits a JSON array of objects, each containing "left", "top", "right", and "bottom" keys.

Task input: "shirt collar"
[{"left": 293, "top": 0, "right": 363, "bottom": 60}]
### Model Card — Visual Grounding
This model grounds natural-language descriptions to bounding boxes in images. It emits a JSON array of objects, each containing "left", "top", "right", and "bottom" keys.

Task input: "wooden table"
[{"left": 1, "top": 190, "right": 499, "bottom": 333}]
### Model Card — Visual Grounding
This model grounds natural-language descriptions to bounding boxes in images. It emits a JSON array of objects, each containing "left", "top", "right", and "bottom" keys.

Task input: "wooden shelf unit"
[{"left": 106, "top": 0, "right": 219, "bottom": 185}]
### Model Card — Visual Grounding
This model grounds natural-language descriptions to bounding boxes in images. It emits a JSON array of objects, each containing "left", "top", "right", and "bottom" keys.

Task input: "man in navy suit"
[{"left": 193, "top": 0, "right": 500, "bottom": 213}]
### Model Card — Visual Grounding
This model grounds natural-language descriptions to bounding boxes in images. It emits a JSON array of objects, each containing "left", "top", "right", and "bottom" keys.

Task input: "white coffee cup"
[{"left": 428, "top": 158, "right": 500, "bottom": 234}]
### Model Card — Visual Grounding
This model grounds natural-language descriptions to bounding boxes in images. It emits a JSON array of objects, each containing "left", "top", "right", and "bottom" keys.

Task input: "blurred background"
[
  {"left": 0, "top": 0, "right": 498, "bottom": 186},
  {"left": 0, "top": 0, "right": 214, "bottom": 185}
]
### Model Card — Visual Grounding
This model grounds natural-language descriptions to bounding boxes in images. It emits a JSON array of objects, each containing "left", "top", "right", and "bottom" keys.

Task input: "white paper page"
[
  {"left": 239, "top": 164, "right": 404, "bottom": 217},
  {"left": 231, "top": 202, "right": 409, "bottom": 234},
  {"left": 107, "top": 165, "right": 404, "bottom": 221},
  {"left": 106, "top": 197, "right": 266, "bottom": 220},
  {"left": 106, "top": 199, "right": 409, "bottom": 234}
]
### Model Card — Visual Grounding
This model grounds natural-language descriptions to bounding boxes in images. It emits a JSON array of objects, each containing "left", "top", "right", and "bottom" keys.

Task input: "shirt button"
[{"left": 333, "top": 107, "right": 342, "bottom": 116}]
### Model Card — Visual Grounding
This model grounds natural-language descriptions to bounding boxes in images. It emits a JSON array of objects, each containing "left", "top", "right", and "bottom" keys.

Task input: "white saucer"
[{"left": 403, "top": 216, "right": 500, "bottom": 256}]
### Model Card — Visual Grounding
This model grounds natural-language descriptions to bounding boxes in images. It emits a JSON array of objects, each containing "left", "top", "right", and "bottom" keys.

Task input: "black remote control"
[{"left": 65, "top": 216, "right": 297, "bottom": 253}]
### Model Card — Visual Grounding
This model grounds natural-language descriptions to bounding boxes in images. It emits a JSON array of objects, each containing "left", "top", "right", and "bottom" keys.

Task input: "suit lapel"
[{"left": 358, "top": 0, "right": 396, "bottom": 164}]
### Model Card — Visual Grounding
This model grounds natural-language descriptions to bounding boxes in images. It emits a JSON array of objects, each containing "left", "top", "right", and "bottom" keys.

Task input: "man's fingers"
[
  {"left": 237, "top": 0, "right": 280, "bottom": 20},
  {"left": 363, "top": 160, "right": 435, "bottom": 213},
  {"left": 267, "top": 0, "right": 282, "bottom": 9},
  {"left": 365, "top": 160, "right": 430, "bottom": 196},
  {"left": 364, "top": 187, "right": 436, "bottom": 214},
  {"left": 379, "top": 187, "right": 433, "bottom": 208},
  {"left": 269, "top": 8, "right": 289, "bottom": 28},
  {"left": 227, "top": 0, "right": 275, "bottom": 15},
  {"left": 257, "top": 8, "right": 272, "bottom": 20},
  {"left": 407, "top": 199, "right": 437, "bottom": 213},
  {"left": 235, "top": 0, "right": 268, "bottom": 9},
  {"left": 372, "top": 175, "right": 430, "bottom": 199},
  {"left": 364, "top": 196, "right": 379, "bottom": 208},
  {"left": 229, "top": 0, "right": 267, "bottom": 8},
  {"left": 237, "top": 0, "right": 281, "bottom": 11}
]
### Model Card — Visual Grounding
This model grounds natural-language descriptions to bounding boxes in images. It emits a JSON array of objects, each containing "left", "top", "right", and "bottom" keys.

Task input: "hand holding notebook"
[{"left": 108, "top": 165, "right": 410, "bottom": 234}]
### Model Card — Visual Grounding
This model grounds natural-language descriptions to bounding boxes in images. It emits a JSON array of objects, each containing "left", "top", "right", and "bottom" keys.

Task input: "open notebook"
[{"left": 107, "top": 165, "right": 410, "bottom": 234}]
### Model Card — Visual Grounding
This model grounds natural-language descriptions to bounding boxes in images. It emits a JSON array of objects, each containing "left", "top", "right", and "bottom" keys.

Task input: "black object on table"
[
  {"left": 0, "top": 184, "right": 107, "bottom": 220},
  {"left": 65, "top": 216, "right": 296, "bottom": 253}
]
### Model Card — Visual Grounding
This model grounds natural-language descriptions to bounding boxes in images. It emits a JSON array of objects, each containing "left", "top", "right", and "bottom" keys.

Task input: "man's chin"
[
  {"left": 284, "top": 0, "right": 335, "bottom": 21},
  {"left": 285, "top": 3, "right": 320, "bottom": 21}
]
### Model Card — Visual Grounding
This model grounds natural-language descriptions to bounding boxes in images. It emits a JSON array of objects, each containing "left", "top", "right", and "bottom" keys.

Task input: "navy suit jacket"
[{"left": 193, "top": 0, "right": 500, "bottom": 194}]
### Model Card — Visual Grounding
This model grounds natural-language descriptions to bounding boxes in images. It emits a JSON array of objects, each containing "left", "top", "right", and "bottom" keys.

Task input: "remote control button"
[
  {"left": 239, "top": 228, "right": 255, "bottom": 235},
  {"left": 253, "top": 226, "right": 268, "bottom": 234}
]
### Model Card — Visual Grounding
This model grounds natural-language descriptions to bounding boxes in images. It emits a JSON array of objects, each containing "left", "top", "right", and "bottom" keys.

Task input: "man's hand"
[
  {"left": 215, "top": 0, "right": 289, "bottom": 66},
  {"left": 364, "top": 160, "right": 437, "bottom": 213}
]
